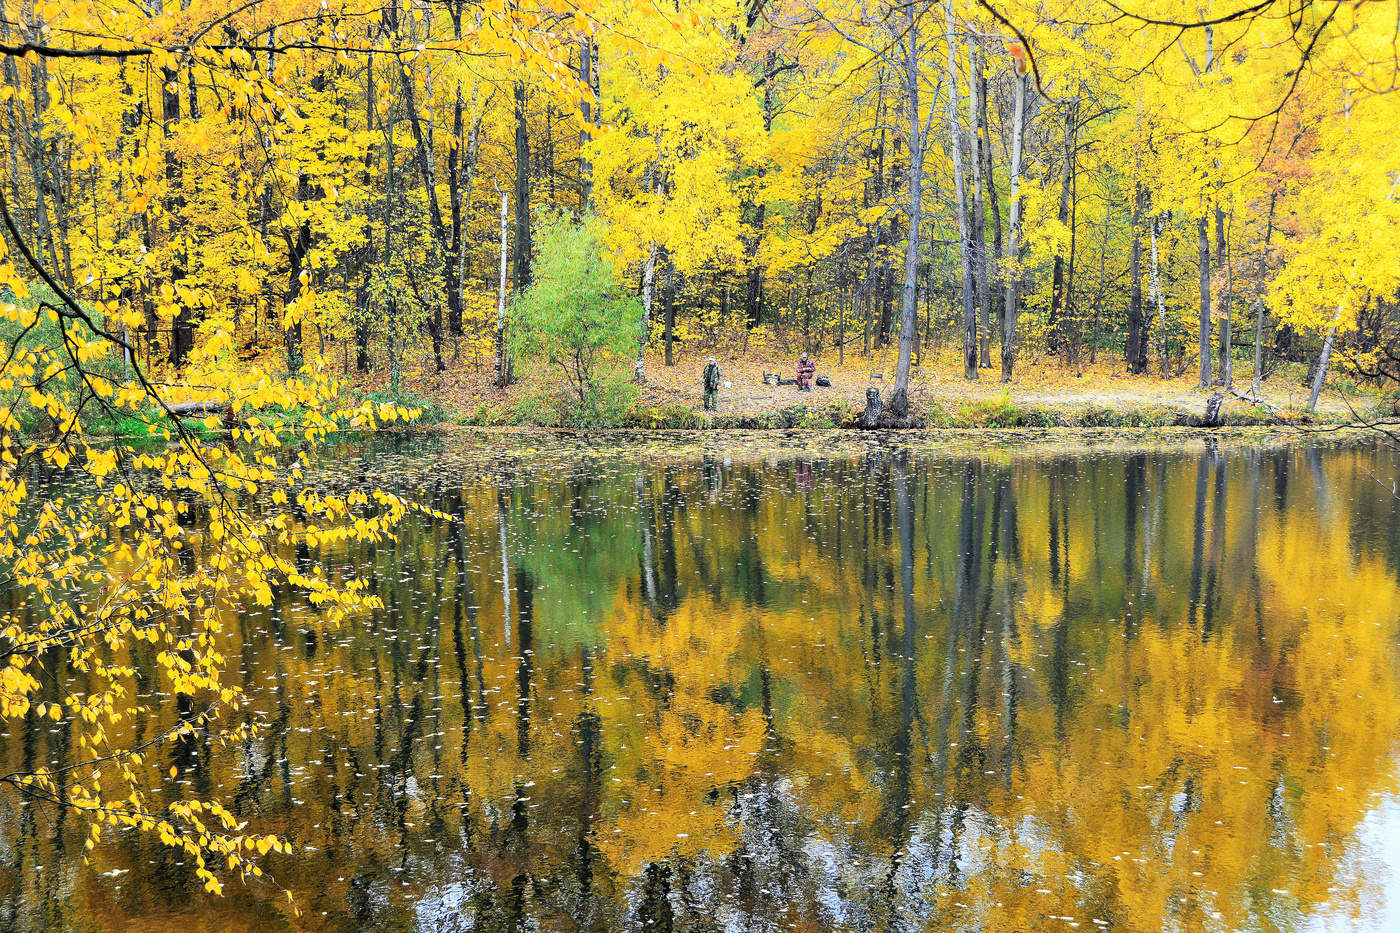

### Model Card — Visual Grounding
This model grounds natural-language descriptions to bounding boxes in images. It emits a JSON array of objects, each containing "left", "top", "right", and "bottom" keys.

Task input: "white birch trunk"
[
  {"left": 1150, "top": 215, "right": 1168, "bottom": 376},
  {"left": 494, "top": 182, "right": 510, "bottom": 386},
  {"left": 1000, "top": 71, "right": 1028, "bottom": 382},
  {"left": 1305, "top": 312, "right": 1339, "bottom": 412},
  {"left": 635, "top": 242, "right": 657, "bottom": 384}
]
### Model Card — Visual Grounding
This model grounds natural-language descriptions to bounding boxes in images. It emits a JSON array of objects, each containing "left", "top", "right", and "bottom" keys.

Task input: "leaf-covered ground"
[{"left": 354, "top": 341, "right": 1381, "bottom": 427}]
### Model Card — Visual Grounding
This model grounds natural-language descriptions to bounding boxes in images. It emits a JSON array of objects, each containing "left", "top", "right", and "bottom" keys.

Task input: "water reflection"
[{"left": 2, "top": 434, "right": 1399, "bottom": 932}]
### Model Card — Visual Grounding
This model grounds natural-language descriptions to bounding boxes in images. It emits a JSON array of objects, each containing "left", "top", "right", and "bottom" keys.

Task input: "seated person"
[{"left": 796, "top": 352, "right": 816, "bottom": 390}]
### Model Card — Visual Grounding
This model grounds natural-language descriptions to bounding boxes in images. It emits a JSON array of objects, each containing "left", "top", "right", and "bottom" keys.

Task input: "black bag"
[{"left": 815, "top": 375, "right": 831, "bottom": 387}]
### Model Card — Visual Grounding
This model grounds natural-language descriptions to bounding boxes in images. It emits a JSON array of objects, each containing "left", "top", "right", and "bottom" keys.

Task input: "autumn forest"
[
  {"left": 2, "top": 0, "right": 1398, "bottom": 426},
  {"left": 1, "top": 0, "right": 1399, "bottom": 930}
]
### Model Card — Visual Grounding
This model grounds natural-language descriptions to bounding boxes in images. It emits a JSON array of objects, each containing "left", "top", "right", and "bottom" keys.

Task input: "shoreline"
[
  {"left": 387, "top": 348, "right": 1388, "bottom": 432},
  {"left": 394, "top": 423, "right": 1384, "bottom": 461},
  {"left": 449, "top": 394, "right": 1363, "bottom": 431}
]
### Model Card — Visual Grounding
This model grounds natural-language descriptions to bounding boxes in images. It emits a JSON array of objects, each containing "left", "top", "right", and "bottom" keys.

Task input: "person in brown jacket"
[{"left": 796, "top": 353, "right": 816, "bottom": 390}]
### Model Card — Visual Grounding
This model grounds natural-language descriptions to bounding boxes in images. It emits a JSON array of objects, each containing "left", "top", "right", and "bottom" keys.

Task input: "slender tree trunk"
[
  {"left": 1250, "top": 193, "right": 1277, "bottom": 395},
  {"left": 378, "top": 68, "right": 400, "bottom": 389},
  {"left": 1306, "top": 317, "right": 1338, "bottom": 412},
  {"left": 1215, "top": 206, "right": 1231, "bottom": 388},
  {"left": 0, "top": 1, "right": 29, "bottom": 248},
  {"left": 494, "top": 183, "right": 512, "bottom": 387},
  {"left": 161, "top": 60, "right": 195, "bottom": 368},
  {"left": 1048, "top": 98, "right": 1079, "bottom": 357},
  {"left": 662, "top": 252, "right": 677, "bottom": 367},
  {"left": 356, "top": 53, "right": 376, "bottom": 373},
  {"left": 1067, "top": 157, "right": 1079, "bottom": 362},
  {"left": 1089, "top": 200, "right": 1110, "bottom": 366},
  {"left": 979, "top": 64, "right": 1003, "bottom": 350},
  {"left": 889, "top": 13, "right": 926, "bottom": 418},
  {"left": 383, "top": 87, "right": 400, "bottom": 391},
  {"left": 1150, "top": 214, "right": 1168, "bottom": 376},
  {"left": 1197, "top": 214, "right": 1212, "bottom": 388},
  {"left": 578, "top": 35, "right": 594, "bottom": 211},
  {"left": 512, "top": 81, "right": 532, "bottom": 291},
  {"left": 22, "top": 8, "right": 60, "bottom": 277},
  {"left": 1127, "top": 184, "right": 1147, "bottom": 373},
  {"left": 945, "top": 6, "right": 977, "bottom": 381},
  {"left": 1000, "top": 71, "right": 1028, "bottom": 383},
  {"left": 635, "top": 241, "right": 657, "bottom": 383},
  {"left": 446, "top": 1, "right": 468, "bottom": 337},
  {"left": 968, "top": 37, "right": 991, "bottom": 368},
  {"left": 283, "top": 171, "right": 316, "bottom": 371},
  {"left": 838, "top": 291, "right": 845, "bottom": 365},
  {"left": 863, "top": 283, "right": 872, "bottom": 356},
  {"left": 398, "top": 67, "right": 447, "bottom": 372},
  {"left": 452, "top": 109, "right": 482, "bottom": 342}
]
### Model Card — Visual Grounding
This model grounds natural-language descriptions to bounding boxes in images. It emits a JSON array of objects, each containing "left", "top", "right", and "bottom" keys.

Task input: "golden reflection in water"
[{"left": 1, "top": 437, "right": 1398, "bottom": 932}]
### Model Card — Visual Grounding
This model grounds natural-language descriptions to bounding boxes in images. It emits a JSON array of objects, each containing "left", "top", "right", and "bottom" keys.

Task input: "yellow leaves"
[
  {"left": 0, "top": 662, "right": 39, "bottom": 716},
  {"left": 85, "top": 447, "right": 117, "bottom": 478},
  {"left": 235, "top": 267, "right": 257, "bottom": 295}
]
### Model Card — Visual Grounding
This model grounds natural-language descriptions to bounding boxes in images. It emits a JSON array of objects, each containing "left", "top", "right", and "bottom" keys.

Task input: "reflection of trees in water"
[{"left": 0, "top": 442, "right": 1398, "bottom": 930}]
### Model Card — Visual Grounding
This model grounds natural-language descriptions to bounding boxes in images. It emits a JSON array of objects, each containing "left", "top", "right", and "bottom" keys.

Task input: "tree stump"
[
  {"left": 1203, "top": 391, "right": 1226, "bottom": 426},
  {"left": 859, "top": 388, "right": 884, "bottom": 429}
]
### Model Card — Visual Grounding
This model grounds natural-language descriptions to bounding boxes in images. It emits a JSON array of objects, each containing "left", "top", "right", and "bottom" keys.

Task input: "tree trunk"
[
  {"left": 862, "top": 281, "right": 872, "bottom": 356},
  {"left": 578, "top": 35, "right": 594, "bottom": 211},
  {"left": 283, "top": 171, "right": 315, "bottom": 371},
  {"left": 382, "top": 74, "right": 401, "bottom": 392},
  {"left": 1305, "top": 318, "right": 1337, "bottom": 412},
  {"left": 494, "top": 183, "right": 512, "bottom": 387},
  {"left": 1048, "top": 98, "right": 1079, "bottom": 357},
  {"left": 1197, "top": 214, "right": 1212, "bottom": 388},
  {"left": 946, "top": 6, "right": 977, "bottom": 381},
  {"left": 1000, "top": 71, "right": 1028, "bottom": 383},
  {"left": 1250, "top": 193, "right": 1278, "bottom": 395},
  {"left": 978, "top": 62, "right": 1003, "bottom": 347},
  {"left": 355, "top": 51, "right": 376, "bottom": 373},
  {"left": 742, "top": 50, "right": 778, "bottom": 331},
  {"left": 838, "top": 290, "right": 845, "bottom": 365},
  {"left": 512, "top": 81, "right": 532, "bottom": 291},
  {"left": 398, "top": 68, "right": 447, "bottom": 372},
  {"left": 453, "top": 110, "right": 482, "bottom": 341},
  {"left": 1127, "top": 184, "right": 1147, "bottom": 373},
  {"left": 967, "top": 37, "right": 991, "bottom": 369},
  {"left": 889, "top": 12, "right": 926, "bottom": 419},
  {"left": 635, "top": 241, "right": 657, "bottom": 383},
  {"left": 0, "top": 3, "right": 29, "bottom": 249},
  {"left": 1215, "top": 206, "right": 1231, "bottom": 388},
  {"left": 161, "top": 59, "right": 194, "bottom": 368},
  {"left": 662, "top": 252, "right": 677, "bottom": 367},
  {"left": 1150, "top": 214, "right": 1168, "bottom": 376},
  {"left": 445, "top": 3, "right": 469, "bottom": 337}
]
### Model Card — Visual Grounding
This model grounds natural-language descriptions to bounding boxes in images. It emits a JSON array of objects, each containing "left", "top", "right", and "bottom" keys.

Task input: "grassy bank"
[{"left": 452, "top": 391, "right": 1351, "bottom": 430}]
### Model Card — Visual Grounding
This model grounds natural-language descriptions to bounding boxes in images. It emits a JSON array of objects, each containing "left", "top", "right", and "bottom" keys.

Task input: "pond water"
[{"left": 2, "top": 432, "right": 1400, "bottom": 932}]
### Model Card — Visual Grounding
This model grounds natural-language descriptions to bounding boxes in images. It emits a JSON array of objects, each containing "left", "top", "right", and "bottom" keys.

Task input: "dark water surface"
[{"left": 3, "top": 432, "right": 1400, "bottom": 931}]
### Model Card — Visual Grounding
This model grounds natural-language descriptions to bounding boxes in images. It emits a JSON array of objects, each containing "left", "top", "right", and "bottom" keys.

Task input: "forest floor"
[{"left": 372, "top": 342, "right": 1389, "bottom": 429}]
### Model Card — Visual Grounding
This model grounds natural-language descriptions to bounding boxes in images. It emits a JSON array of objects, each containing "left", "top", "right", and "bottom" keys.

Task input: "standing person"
[
  {"left": 702, "top": 356, "right": 722, "bottom": 410},
  {"left": 797, "top": 352, "right": 816, "bottom": 390}
]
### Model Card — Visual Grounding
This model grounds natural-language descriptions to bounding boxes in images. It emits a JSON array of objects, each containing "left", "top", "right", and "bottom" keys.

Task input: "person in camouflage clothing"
[{"left": 702, "top": 356, "right": 722, "bottom": 410}]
